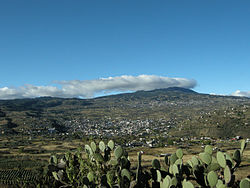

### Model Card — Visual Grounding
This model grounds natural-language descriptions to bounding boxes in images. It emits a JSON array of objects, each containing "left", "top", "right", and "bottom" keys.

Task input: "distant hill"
[{"left": 0, "top": 87, "right": 249, "bottom": 138}]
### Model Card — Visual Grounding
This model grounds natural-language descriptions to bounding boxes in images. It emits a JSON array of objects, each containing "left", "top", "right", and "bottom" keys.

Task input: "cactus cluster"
[
  {"left": 47, "top": 140, "right": 132, "bottom": 187},
  {"left": 147, "top": 148, "right": 195, "bottom": 188},
  {"left": 47, "top": 139, "right": 249, "bottom": 188},
  {"left": 146, "top": 140, "right": 249, "bottom": 188}
]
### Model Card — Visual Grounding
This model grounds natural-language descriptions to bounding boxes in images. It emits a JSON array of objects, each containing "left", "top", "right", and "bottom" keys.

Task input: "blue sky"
[{"left": 0, "top": 0, "right": 250, "bottom": 99}]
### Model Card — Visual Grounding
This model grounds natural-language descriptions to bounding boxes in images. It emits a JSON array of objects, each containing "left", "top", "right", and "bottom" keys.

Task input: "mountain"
[{"left": 0, "top": 87, "right": 249, "bottom": 138}]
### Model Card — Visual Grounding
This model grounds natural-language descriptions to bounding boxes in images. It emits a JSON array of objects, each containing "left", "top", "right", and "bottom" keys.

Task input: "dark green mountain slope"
[{"left": 0, "top": 87, "right": 249, "bottom": 138}]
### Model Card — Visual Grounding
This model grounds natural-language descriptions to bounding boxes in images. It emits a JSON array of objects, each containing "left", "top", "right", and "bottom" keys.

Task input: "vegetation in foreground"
[
  {"left": 0, "top": 135, "right": 250, "bottom": 187},
  {"left": 34, "top": 139, "right": 249, "bottom": 187}
]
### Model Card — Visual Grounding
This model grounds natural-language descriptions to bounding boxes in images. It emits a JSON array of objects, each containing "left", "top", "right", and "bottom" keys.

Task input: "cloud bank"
[
  {"left": 231, "top": 90, "right": 250, "bottom": 98},
  {"left": 0, "top": 75, "right": 197, "bottom": 99}
]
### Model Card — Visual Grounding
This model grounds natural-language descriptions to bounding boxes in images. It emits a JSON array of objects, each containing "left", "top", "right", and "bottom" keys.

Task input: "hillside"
[{"left": 0, "top": 87, "right": 249, "bottom": 138}]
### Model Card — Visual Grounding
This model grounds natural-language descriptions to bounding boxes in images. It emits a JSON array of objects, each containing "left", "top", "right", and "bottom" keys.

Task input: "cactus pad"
[
  {"left": 173, "top": 164, "right": 179, "bottom": 176},
  {"left": 240, "top": 139, "right": 246, "bottom": 155},
  {"left": 114, "top": 145, "right": 123, "bottom": 159},
  {"left": 199, "top": 152, "right": 212, "bottom": 165},
  {"left": 156, "top": 170, "right": 161, "bottom": 182},
  {"left": 169, "top": 164, "right": 173, "bottom": 174},
  {"left": 207, "top": 171, "right": 218, "bottom": 187},
  {"left": 207, "top": 162, "right": 220, "bottom": 172},
  {"left": 85, "top": 144, "right": 93, "bottom": 155},
  {"left": 187, "top": 160, "right": 193, "bottom": 168},
  {"left": 121, "top": 169, "right": 131, "bottom": 181},
  {"left": 171, "top": 176, "right": 178, "bottom": 186},
  {"left": 224, "top": 165, "right": 231, "bottom": 184},
  {"left": 191, "top": 156, "right": 199, "bottom": 166},
  {"left": 183, "top": 180, "right": 194, "bottom": 188},
  {"left": 212, "top": 156, "right": 218, "bottom": 163},
  {"left": 94, "top": 153, "right": 104, "bottom": 163},
  {"left": 162, "top": 175, "right": 171, "bottom": 188},
  {"left": 90, "top": 141, "right": 96, "bottom": 153},
  {"left": 205, "top": 145, "right": 213, "bottom": 155},
  {"left": 176, "top": 148, "right": 183, "bottom": 159},
  {"left": 233, "top": 149, "right": 241, "bottom": 164},
  {"left": 108, "top": 140, "right": 115, "bottom": 150},
  {"left": 217, "top": 184, "right": 227, "bottom": 188},
  {"left": 109, "top": 159, "right": 118, "bottom": 166},
  {"left": 170, "top": 153, "right": 178, "bottom": 165},
  {"left": 217, "top": 151, "right": 226, "bottom": 168},
  {"left": 174, "top": 158, "right": 183, "bottom": 166},
  {"left": 240, "top": 178, "right": 250, "bottom": 188},
  {"left": 216, "top": 179, "right": 223, "bottom": 187},
  {"left": 225, "top": 153, "right": 233, "bottom": 163},
  {"left": 99, "top": 141, "right": 106, "bottom": 152},
  {"left": 107, "top": 170, "right": 115, "bottom": 185}
]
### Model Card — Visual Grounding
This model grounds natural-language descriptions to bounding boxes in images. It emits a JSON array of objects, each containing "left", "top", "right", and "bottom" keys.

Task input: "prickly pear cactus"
[{"left": 45, "top": 139, "right": 248, "bottom": 188}]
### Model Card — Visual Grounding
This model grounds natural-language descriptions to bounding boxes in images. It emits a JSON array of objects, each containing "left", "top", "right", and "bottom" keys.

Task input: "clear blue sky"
[{"left": 0, "top": 0, "right": 249, "bottom": 98}]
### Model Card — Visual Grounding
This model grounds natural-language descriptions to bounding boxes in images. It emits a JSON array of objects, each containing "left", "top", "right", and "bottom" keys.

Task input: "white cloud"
[
  {"left": 0, "top": 85, "right": 62, "bottom": 100},
  {"left": 231, "top": 90, "right": 250, "bottom": 98},
  {"left": 0, "top": 75, "right": 197, "bottom": 99}
]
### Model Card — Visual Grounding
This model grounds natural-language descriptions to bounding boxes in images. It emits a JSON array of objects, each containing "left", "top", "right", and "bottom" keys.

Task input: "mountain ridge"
[
  {"left": 0, "top": 87, "right": 249, "bottom": 138},
  {"left": 0, "top": 87, "right": 248, "bottom": 101}
]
